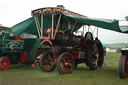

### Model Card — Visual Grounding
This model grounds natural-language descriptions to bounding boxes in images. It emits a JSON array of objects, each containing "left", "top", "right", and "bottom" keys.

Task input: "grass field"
[{"left": 0, "top": 52, "right": 128, "bottom": 85}]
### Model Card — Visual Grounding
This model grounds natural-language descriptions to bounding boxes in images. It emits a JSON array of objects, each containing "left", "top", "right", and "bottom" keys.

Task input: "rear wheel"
[
  {"left": 0, "top": 56, "right": 10, "bottom": 71},
  {"left": 19, "top": 52, "right": 28, "bottom": 63},
  {"left": 57, "top": 52, "right": 74, "bottom": 74},
  {"left": 39, "top": 51, "right": 56, "bottom": 72},
  {"left": 119, "top": 55, "right": 128, "bottom": 78},
  {"left": 87, "top": 40, "right": 104, "bottom": 70}
]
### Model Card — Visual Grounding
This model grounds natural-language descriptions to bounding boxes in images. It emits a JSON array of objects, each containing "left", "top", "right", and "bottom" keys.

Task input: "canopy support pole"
[
  {"left": 83, "top": 25, "right": 84, "bottom": 37},
  {"left": 97, "top": 27, "right": 98, "bottom": 38},
  {"left": 88, "top": 26, "right": 89, "bottom": 32},
  {"left": 68, "top": 20, "right": 71, "bottom": 30},
  {"left": 41, "top": 14, "right": 43, "bottom": 37},
  {"left": 85, "top": 25, "right": 87, "bottom": 32},
  {"left": 71, "top": 21, "right": 77, "bottom": 32},
  {"left": 53, "top": 14, "right": 62, "bottom": 39},
  {"left": 34, "top": 16, "right": 41, "bottom": 38},
  {"left": 52, "top": 13, "right": 54, "bottom": 39}
]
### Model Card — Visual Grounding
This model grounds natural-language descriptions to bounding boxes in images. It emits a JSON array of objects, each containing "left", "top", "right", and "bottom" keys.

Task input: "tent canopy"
[{"left": 11, "top": 14, "right": 128, "bottom": 36}]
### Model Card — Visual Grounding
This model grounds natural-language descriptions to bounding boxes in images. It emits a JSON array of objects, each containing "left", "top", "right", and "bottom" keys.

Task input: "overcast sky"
[{"left": 0, "top": 0, "right": 128, "bottom": 43}]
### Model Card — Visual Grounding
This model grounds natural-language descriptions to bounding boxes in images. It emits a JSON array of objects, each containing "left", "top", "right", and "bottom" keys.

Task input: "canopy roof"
[
  {"left": 31, "top": 7, "right": 86, "bottom": 17},
  {"left": 11, "top": 7, "right": 128, "bottom": 36}
]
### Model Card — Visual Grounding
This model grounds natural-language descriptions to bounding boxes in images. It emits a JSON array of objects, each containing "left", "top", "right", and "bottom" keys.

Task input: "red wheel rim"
[
  {"left": 0, "top": 57, "right": 10, "bottom": 70},
  {"left": 19, "top": 52, "right": 28, "bottom": 63},
  {"left": 59, "top": 54, "right": 74, "bottom": 74},
  {"left": 41, "top": 53, "right": 56, "bottom": 72},
  {"left": 124, "top": 58, "right": 128, "bottom": 77}
]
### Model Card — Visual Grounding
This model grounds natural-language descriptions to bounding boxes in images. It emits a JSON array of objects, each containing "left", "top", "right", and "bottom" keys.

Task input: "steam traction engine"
[
  {"left": 9, "top": 5, "right": 109, "bottom": 74},
  {"left": 30, "top": 6, "right": 105, "bottom": 74}
]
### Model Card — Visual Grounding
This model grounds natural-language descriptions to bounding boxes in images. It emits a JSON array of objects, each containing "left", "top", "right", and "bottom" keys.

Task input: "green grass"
[{"left": 0, "top": 52, "right": 128, "bottom": 85}]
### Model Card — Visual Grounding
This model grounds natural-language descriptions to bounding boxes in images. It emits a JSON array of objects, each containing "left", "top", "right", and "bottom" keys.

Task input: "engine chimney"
[{"left": 57, "top": 5, "right": 65, "bottom": 9}]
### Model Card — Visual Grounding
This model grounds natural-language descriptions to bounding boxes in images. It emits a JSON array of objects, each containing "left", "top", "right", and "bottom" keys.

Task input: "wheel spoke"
[
  {"left": 62, "top": 58, "right": 66, "bottom": 64},
  {"left": 49, "top": 59, "right": 56, "bottom": 66},
  {"left": 42, "top": 58, "right": 49, "bottom": 64},
  {"left": 48, "top": 55, "right": 52, "bottom": 61},
  {"left": 66, "top": 57, "right": 71, "bottom": 63},
  {"left": 62, "top": 61, "right": 66, "bottom": 66},
  {"left": 65, "top": 66, "right": 70, "bottom": 71}
]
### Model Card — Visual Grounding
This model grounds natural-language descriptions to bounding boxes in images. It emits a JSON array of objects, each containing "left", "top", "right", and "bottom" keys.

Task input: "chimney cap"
[{"left": 56, "top": 5, "right": 65, "bottom": 9}]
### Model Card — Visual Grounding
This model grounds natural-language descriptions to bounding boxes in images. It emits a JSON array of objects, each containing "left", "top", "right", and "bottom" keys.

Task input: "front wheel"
[
  {"left": 39, "top": 51, "right": 57, "bottom": 72},
  {"left": 57, "top": 52, "right": 74, "bottom": 74},
  {"left": 0, "top": 56, "right": 10, "bottom": 71},
  {"left": 119, "top": 55, "right": 128, "bottom": 79}
]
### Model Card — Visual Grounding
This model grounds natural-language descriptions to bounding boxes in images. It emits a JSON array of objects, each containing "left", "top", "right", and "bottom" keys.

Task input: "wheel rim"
[
  {"left": 124, "top": 58, "right": 128, "bottom": 77},
  {"left": 59, "top": 54, "right": 74, "bottom": 74},
  {"left": 0, "top": 57, "right": 10, "bottom": 70},
  {"left": 40, "top": 52, "right": 56, "bottom": 72}
]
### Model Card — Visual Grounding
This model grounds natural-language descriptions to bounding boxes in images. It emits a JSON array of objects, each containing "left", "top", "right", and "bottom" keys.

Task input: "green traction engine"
[{"left": 0, "top": 31, "right": 24, "bottom": 70}]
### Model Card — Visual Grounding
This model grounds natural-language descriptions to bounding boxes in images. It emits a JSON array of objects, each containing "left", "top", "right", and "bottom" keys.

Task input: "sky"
[{"left": 0, "top": 0, "right": 128, "bottom": 43}]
